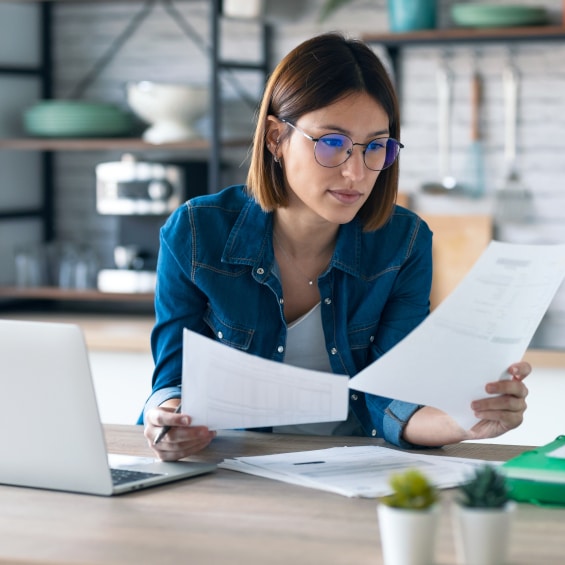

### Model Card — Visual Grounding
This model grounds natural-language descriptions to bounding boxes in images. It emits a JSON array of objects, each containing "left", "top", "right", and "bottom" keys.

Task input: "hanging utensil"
[
  {"left": 462, "top": 63, "right": 486, "bottom": 198},
  {"left": 422, "top": 59, "right": 461, "bottom": 193},
  {"left": 494, "top": 58, "right": 534, "bottom": 225}
]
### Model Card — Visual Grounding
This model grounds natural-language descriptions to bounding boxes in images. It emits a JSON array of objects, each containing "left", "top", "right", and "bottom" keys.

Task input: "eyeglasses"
[{"left": 281, "top": 119, "right": 403, "bottom": 172}]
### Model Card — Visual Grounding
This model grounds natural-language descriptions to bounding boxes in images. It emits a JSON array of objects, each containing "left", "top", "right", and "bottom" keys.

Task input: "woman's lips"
[{"left": 329, "top": 190, "right": 363, "bottom": 205}]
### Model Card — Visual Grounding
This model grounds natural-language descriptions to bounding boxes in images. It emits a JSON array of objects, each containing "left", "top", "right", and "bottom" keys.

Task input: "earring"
[{"left": 273, "top": 154, "right": 280, "bottom": 163}]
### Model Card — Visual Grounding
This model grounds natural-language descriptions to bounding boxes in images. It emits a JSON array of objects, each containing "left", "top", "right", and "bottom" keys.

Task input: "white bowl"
[{"left": 126, "top": 81, "right": 209, "bottom": 144}]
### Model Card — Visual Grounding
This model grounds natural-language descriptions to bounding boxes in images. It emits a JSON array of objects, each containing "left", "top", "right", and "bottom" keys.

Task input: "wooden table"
[{"left": 0, "top": 426, "right": 563, "bottom": 565}]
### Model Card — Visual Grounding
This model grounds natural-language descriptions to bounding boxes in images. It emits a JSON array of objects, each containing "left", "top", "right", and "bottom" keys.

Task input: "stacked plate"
[
  {"left": 23, "top": 101, "right": 134, "bottom": 137},
  {"left": 451, "top": 3, "right": 548, "bottom": 28}
]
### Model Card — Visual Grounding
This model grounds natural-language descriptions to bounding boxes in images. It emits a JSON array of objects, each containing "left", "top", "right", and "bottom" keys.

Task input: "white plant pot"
[
  {"left": 453, "top": 502, "right": 516, "bottom": 565},
  {"left": 377, "top": 503, "right": 439, "bottom": 565}
]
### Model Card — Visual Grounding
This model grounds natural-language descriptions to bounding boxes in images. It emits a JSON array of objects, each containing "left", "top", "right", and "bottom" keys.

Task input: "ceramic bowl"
[
  {"left": 126, "top": 81, "right": 210, "bottom": 144},
  {"left": 451, "top": 4, "right": 547, "bottom": 28},
  {"left": 23, "top": 100, "right": 134, "bottom": 137}
]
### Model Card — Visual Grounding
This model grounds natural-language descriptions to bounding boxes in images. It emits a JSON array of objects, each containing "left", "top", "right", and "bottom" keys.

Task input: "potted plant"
[
  {"left": 453, "top": 465, "right": 516, "bottom": 565},
  {"left": 377, "top": 468, "right": 440, "bottom": 565}
]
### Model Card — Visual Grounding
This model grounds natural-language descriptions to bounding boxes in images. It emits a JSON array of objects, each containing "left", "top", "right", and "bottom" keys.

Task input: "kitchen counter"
[
  {"left": 0, "top": 311, "right": 154, "bottom": 353},
  {"left": 1, "top": 310, "right": 564, "bottom": 366}
]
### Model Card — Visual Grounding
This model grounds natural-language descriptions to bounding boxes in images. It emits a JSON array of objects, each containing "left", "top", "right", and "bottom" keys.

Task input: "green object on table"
[{"left": 501, "top": 435, "right": 565, "bottom": 506}]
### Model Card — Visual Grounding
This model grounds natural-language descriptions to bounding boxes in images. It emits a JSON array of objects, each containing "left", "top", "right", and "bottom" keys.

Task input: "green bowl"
[
  {"left": 23, "top": 101, "right": 135, "bottom": 137},
  {"left": 451, "top": 3, "right": 548, "bottom": 28}
]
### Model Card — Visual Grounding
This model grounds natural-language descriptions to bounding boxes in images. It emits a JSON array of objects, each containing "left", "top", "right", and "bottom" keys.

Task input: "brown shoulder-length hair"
[{"left": 246, "top": 32, "right": 401, "bottom": 232}]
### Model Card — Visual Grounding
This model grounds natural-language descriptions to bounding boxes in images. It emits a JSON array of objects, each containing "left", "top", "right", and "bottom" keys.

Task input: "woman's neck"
[{"left": 273, "top": 212, "right": 338, "bottom": 260}]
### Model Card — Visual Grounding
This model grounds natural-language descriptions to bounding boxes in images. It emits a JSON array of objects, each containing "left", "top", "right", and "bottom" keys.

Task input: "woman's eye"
[
  {"left": 320, "top": 136, "right": 346, "bottom": 149},
  {"left": 366, "top": 140, "right": 386, "bottom": 152}
]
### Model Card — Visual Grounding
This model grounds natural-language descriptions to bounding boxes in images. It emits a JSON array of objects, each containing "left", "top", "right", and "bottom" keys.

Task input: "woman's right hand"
[{"left": 144, "top": 403, "right": 216, "bottom": 461}]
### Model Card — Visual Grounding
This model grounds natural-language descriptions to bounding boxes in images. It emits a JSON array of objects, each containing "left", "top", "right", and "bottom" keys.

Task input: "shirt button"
[
  {"left": 369, "top": 335, "right": 375, "bottom": 343},
  {"left": 330, "top": 347, "right": 337, "bottom": 355},
  {"left": 277, "top": 345, "right": 284, "bottom": 353},
  {"left": 351, "top": 394, "right": 358, "bottom": 401},
  {"left": 217, "top": 331, "right": 223, "bottom": 339},
  {"left": 371, "top": 429, "right": 377, "bottom": 437},
  {"left": 324, "top": 298, "right": 332, "bottom": 305},
  {"left": 257, "top": 268, "right": 265, "bottom": 275},
  {"left": 279, "top": 298, "right": 284, "bottom": 304}
]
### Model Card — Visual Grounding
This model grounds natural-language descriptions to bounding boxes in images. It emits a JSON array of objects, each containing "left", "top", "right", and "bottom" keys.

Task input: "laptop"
[{"left": 0, "top": 318, "right": 216, "bottom": 496}]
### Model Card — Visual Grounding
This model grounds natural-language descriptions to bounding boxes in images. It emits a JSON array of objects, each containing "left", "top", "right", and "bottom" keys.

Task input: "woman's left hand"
[{"left": 467, "top": 361, "right": 531, "bottom": 440}]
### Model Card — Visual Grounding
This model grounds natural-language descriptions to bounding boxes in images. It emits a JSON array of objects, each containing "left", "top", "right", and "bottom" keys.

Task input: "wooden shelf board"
[
  {"left": 0, "top": 286, "right": 153, "bottom": 302},
  {"left": 363, "top": 25, "right": 565, "bottom": 46},
  {"left": 0, "top": 137, "right": 249, "bottom": 151},
  {"left": 362, "top": 25, "right": 565, "bottom": 46}
]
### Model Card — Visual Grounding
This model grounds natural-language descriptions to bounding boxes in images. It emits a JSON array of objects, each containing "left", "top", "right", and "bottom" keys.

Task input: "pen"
[{"left": 153, "top": 403, "right": 182, "bottom": 445}]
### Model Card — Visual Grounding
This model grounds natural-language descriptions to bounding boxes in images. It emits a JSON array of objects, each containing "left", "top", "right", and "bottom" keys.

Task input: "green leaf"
[
  {"left": 380, "top": 468, "right": 439, "bottom": 510},
  {"left": 319, "top": 0, "right": 356, "bottom": 22}
]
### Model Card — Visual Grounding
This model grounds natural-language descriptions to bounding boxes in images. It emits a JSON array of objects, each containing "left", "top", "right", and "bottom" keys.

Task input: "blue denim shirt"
[{"left": 141, "top": 185, "right": 433, "bottom": 448}]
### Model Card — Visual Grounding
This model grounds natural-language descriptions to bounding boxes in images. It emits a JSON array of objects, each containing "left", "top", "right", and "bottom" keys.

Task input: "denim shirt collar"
[{"left": 222, "top": 196, "right": 366, "bottom": 279}]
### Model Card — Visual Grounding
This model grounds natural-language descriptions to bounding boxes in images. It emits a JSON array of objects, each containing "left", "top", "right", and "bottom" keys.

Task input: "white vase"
[
  {"left": 377, "top": 503, "right": 439, "bottom": 565},
  {"left": 223, "top": 0, "right": 264, "bottom": 19},
  {"left": 453, "top": 502, "right": 516, "bottom": 565}
]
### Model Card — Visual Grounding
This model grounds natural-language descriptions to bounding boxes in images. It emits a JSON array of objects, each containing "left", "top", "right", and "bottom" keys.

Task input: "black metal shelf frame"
[
  {"left": 209, "top": 0, "right": 271, "bottom": 194},
  {"left": 0, "top": 1, "right": 271, "bottom": 245},
  {"left": 0, "top": 2, "right": 54, "bottom": 240}
]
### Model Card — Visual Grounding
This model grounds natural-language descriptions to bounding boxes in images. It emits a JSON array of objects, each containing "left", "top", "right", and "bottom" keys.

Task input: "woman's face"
[{"left": 275, "top": 91, "right": 390, "bottom": 226}]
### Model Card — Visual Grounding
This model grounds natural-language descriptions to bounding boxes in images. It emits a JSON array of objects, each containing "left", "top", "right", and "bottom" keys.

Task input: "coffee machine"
[{"left": 95, "top": 154, "right": 207, "bottom": 292}]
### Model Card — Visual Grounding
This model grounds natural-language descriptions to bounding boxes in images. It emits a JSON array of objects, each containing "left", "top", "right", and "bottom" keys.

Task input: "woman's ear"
[{"left": 265, "top": 115, "right": 284, "bottom": 157}]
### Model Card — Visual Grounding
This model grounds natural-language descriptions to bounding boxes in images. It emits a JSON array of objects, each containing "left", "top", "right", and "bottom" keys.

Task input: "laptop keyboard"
[{"left": 111, "top": 467, "right": 162, "bottom": 486}]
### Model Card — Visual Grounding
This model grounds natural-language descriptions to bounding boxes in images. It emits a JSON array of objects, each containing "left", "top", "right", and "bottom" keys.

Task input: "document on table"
[
  {"left": 182, "top": 241, "right": 565, "bottom": 431},
  {"left": 349, "top": 240, "right": 565, "bottom": 428},
  {"left": 219, "top": 445, "right": 491, "bottom": 498}
]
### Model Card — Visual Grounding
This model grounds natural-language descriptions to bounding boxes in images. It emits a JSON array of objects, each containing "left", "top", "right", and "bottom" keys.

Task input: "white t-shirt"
[{"left": 274, "top": 302, "right": 362, "bottom": 436}]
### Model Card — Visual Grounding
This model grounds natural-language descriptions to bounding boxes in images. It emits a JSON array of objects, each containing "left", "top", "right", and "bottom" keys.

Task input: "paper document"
[
  {"left": 182, "top": 241, "right": 565, "bottom": 431},
  {"left": 182, "top": 329, "right": 349, "bottom": 429},
  {"left": 349, "top": 240, "right": 565, "bottom": 428},
  {"left": 219, "top": 445, "right": 491, "bottom": 498}
]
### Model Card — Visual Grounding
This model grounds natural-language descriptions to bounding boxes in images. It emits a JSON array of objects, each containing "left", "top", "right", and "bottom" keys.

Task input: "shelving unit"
[{"left": 0, "top": 0, "right": 271, "bottom": 306}]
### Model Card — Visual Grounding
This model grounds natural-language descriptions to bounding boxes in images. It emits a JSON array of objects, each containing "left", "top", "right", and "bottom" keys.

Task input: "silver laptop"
[{"left": 0, "top": 318, "right": 216, "bottom": 495}]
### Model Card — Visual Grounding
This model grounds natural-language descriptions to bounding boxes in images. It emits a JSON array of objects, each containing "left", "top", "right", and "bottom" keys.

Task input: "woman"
[{"left": 142, "top": 33, "right": 530, "bottom": 461}]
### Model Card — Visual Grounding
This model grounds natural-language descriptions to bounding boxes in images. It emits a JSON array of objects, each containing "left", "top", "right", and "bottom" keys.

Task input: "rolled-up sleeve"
[{"left": 365, "top": 393, "right": 426, "bottom": 449}]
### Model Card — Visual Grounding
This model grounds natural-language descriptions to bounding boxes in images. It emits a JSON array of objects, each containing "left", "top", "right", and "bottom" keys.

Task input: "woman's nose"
[{"left": 341, "top": 146, "right": 366, "bottom": 180}]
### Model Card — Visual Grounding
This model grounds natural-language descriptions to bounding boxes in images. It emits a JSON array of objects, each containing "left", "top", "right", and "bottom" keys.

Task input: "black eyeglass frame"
[{"left": 280, "top": 119, "right": 404, "bottom": 171}]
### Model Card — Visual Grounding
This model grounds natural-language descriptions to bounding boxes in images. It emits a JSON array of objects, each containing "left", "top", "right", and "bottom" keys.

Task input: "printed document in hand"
[
  {"left": 349, "top": 240, "right": 565, "bottom": 428},
  {"left": 181, "top": 329, "right": 349, "bottom": 429},
  {"left": 219, "top": 445, "right": 490, "bottom": 498},
  {"left": 182, "top": 241, "right": 565, "bottom": 431}
]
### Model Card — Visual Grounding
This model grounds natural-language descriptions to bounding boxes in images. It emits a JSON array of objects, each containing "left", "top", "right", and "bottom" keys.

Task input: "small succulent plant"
[
  {"left": 458, "top": 465, "right": 510, "bottom": 509},
  {"left": 380, "top": 468, "right": 439, "bottom": 510}
]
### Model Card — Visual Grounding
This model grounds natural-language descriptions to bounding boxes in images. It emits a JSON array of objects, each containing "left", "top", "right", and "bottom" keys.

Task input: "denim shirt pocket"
[
  {"left": 347, "top": 323, "right": 377, "bottom": 355},
  {"left": 204, "top": 306, "right": 254, "bottom": 351}
]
